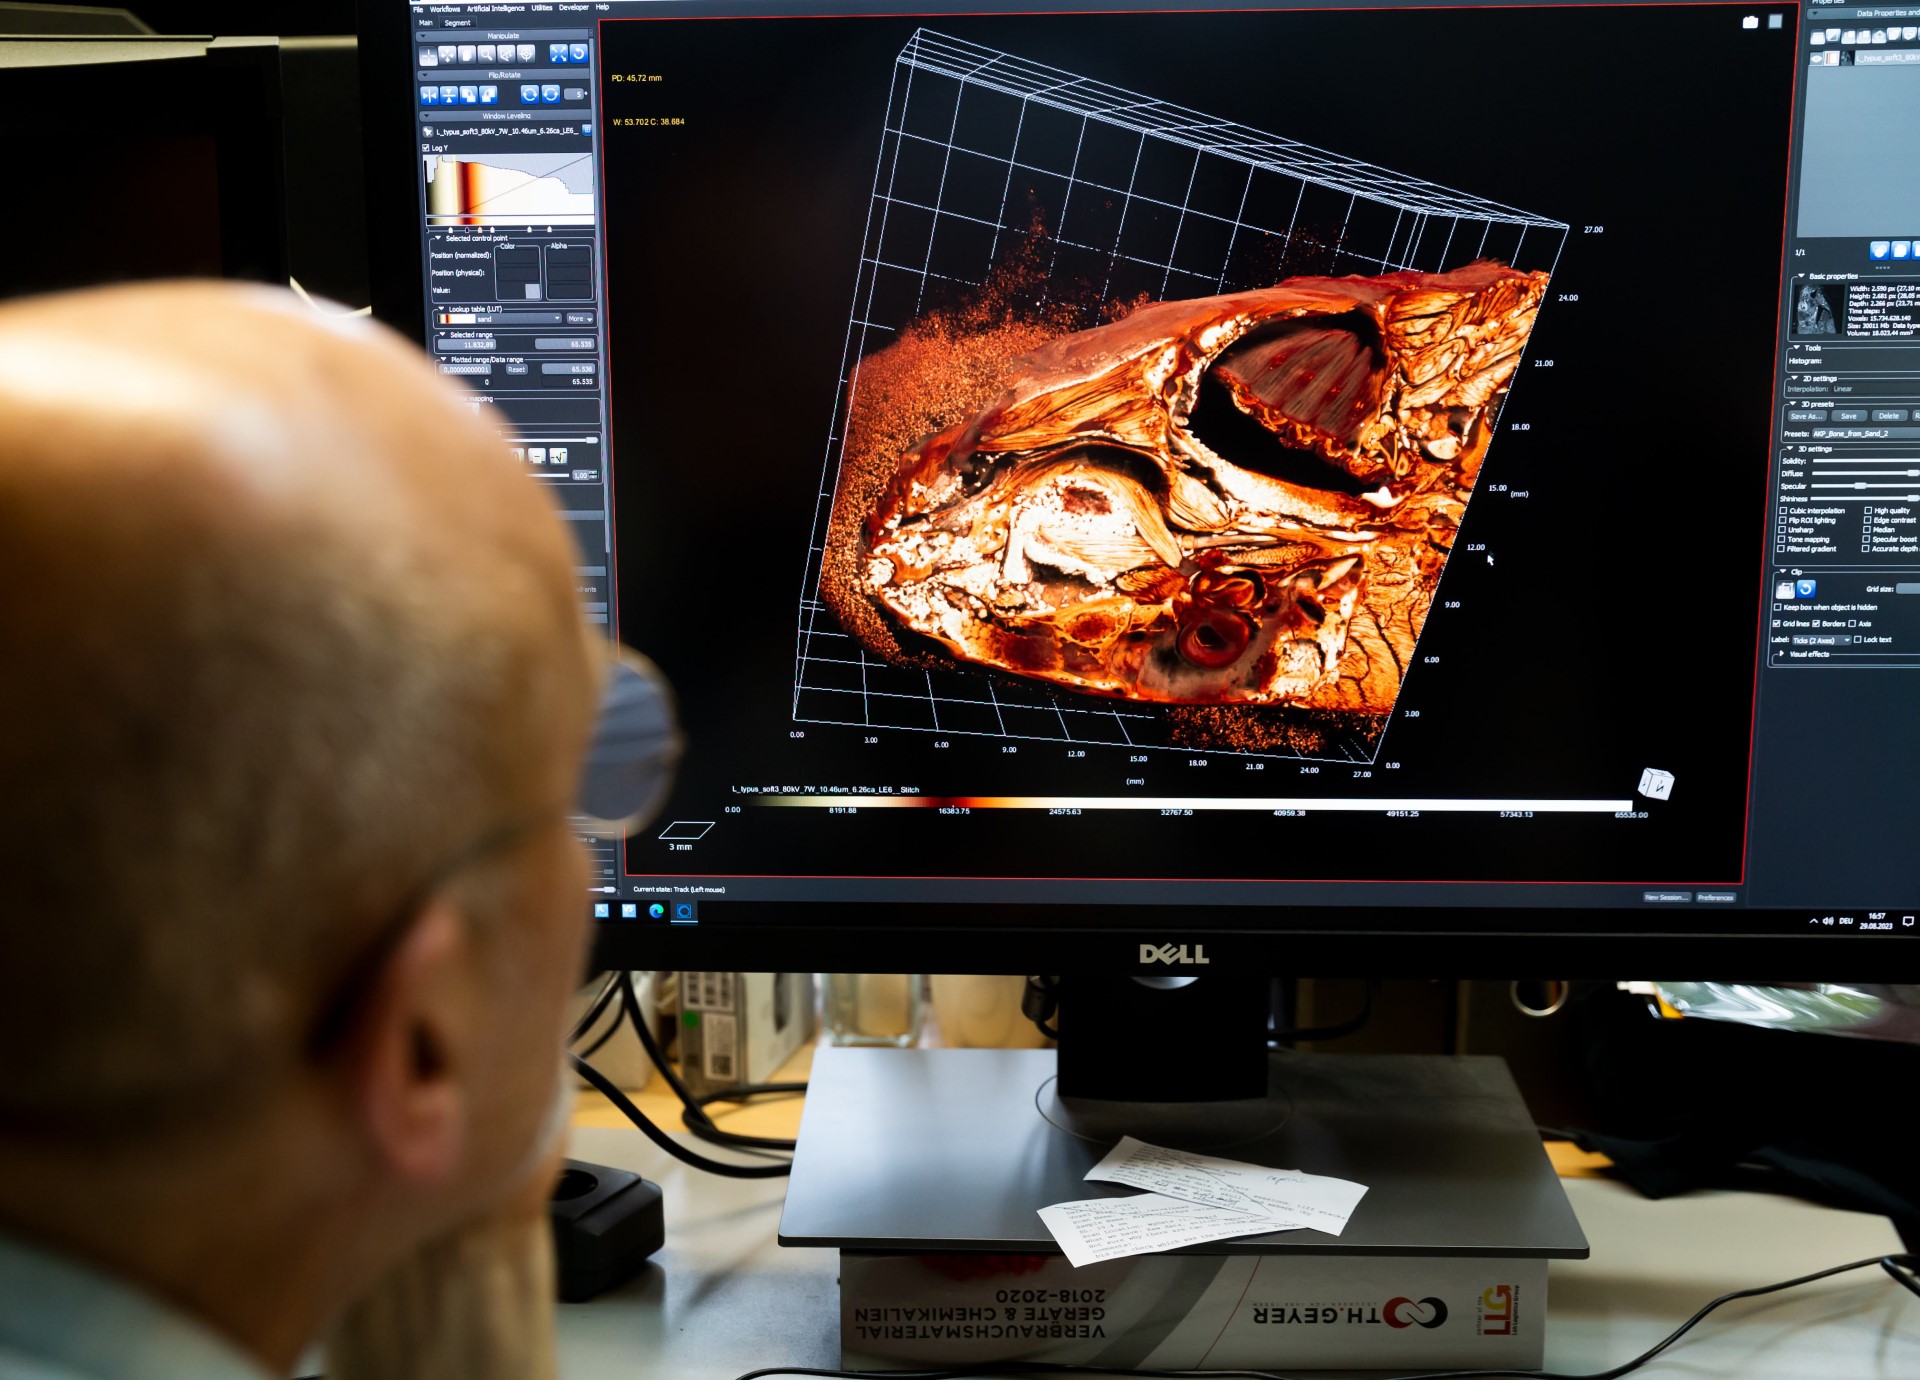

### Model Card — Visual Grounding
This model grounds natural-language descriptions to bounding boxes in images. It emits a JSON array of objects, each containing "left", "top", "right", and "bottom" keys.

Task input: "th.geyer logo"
[
  {"left": 1383, "top": 1296, "right": 1449, "bottom": 1329},
  {"left": 1139, "top": 943, "right": 1210, "bottom": 965}
]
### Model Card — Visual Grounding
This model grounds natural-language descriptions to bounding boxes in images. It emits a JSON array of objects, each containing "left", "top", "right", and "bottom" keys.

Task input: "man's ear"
[{"left": 338, "top": 897, "right": 474, "bottom": 1186}]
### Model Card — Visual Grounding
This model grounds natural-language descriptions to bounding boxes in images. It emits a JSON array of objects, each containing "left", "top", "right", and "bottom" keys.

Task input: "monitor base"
[
  {"left": 780, "top": 1046, "right": 1588, "bottom": 1259},
  {"left": 1053, "top": 971, "right": 1271, "bottom": 1102},
  {"left": 1034, "top": 1072, "right": 1295, "bottom": 1151}
]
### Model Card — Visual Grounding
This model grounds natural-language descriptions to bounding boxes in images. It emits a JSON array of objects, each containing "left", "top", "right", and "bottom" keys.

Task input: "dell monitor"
[
  {"left": 3, "top": 33, "right": 286, "bottom": 299},
  {"left": 360, "top": 0, "right": 1919, "bottom": 1002}
]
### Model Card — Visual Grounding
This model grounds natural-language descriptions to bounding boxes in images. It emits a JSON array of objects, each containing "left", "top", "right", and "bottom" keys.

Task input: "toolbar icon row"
[
  {"left": 510, "top": 447, "right": 571, "bottom": 467},
  {"left": 1813, "top": 26, "right": 1920, "bottom": 43},
  {"left": 421, "top": 84, "right": 498, "bottom": 107},
  {"left": 422, "top": 43, "right": 536, "bottom": 66},
  {"left": 590, "top": 901, "right": 691, "bottom": 922},
  {"left": 419, "top": 42, "right": 589, "bottom": 67}
]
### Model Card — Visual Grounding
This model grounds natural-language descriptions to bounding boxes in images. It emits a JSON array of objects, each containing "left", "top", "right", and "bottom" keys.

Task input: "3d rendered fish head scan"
[{"left": 829, "top": 262, "right": 1547, "bottom": 729}]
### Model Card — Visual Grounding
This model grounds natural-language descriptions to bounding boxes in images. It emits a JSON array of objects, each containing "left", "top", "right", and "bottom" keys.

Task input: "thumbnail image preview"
[
  {"left": 1794, "top": 282, "right": 1839, "bottom": 336},
  {"left": 803, "top": 31, "right": 1565, "bottom": 758}
]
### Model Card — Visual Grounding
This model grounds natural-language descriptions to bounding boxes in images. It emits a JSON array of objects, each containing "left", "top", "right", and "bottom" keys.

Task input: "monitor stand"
[
  {"left": 780, "top": 972, "right": 1587, "bottom": 1261},
  {"left": 1041, "top": 970, "right": 1288, "bottom": 1150}
]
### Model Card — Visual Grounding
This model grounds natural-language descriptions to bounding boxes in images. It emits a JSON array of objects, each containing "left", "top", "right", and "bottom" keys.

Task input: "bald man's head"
[{"left": 0, "top": 283, "right": 599, "bottom": 1134}]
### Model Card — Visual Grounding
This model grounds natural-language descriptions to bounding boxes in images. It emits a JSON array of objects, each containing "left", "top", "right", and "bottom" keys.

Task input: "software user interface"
[{"left": 402, "top": 0, "right": 1920, "bottom": 938}]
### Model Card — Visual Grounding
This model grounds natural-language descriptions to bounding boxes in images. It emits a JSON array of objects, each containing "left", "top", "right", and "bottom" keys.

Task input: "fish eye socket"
[{"left": 1178, "top": 608, "right": 1252, "bottom": 669}]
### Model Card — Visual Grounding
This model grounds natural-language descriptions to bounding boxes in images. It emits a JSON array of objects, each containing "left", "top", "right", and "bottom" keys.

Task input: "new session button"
[{"left": 1642, "top": 890, "right": 1693, "bottom": 904}]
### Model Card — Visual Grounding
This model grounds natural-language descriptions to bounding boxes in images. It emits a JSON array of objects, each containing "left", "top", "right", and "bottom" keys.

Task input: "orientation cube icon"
[{"left": 1637, "top": 768, "right": 1676, "bottom": 802}]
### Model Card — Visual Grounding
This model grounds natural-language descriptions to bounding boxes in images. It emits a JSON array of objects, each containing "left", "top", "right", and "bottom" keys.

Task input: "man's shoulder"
[
  {"left": 0, "top": 1231, "right": 270, "bottom": 1380},
  {"left": 0, "top": 1344, "right": 95, "bottom": 1380}
]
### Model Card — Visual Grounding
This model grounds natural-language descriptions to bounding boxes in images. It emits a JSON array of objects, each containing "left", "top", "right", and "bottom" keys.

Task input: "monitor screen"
[{"left": 368, "top": 0, "right": 1919, "bottom": 971}]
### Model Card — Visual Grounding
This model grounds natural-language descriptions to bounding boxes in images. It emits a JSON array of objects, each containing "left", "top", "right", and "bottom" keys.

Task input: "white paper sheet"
[
  {"left": 1084, "top": 1135, "right": 1370, "bottom": 1235},
  {"left": 1036, "top": 1193, "right": 1299, "bottom": 1268}
]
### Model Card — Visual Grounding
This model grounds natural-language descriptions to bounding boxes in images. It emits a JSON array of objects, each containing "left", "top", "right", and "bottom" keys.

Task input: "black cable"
[
  {"left": 573, "top": 995, "right": 626, "bottom": 1061},
  {"left": 695, "top": 1081, "right": 809, "bottom": 1112},
  {"left": 1023, "top": 976, "right": 1061, "bottom": 1041},
  {"left": 1270, "top": 979, "right": 1378, "bottom": 1047},
  {"left": 568, "top": 971, "right": 623, "bottom": 1045},
  {"left": 1506, "top": 1251, "right": 1919, "bottom": 1380},
  {"left": 696, "top": 1081, "right": 810, "bottom": 1104},
  {"left": 687, "top": 1084, "right": 810, "bottom": 1160},
  {"left": 618, "top": 970, "right": 804, "bottom": 1153},
  {"left": 568, "top": 1050, "right": 792, "bottom": 1179},
  {"left": 727, "top": 1253, "right": 1920, "bottom": 1380},
  {"left": 619, "top": 969, "right": 710, "bottom": 1107}
]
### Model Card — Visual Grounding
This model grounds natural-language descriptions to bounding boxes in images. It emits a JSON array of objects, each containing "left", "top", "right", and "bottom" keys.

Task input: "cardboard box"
[
  {"left": 677, "top": 972, "right": 814, "bottom": 1096},
  {"left": 841, "top": 1249, "right": 1546, "bottom": 1371}
]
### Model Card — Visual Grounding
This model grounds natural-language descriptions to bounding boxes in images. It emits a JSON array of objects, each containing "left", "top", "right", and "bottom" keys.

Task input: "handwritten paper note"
[
  {"left": 1036, "top": 1193, "right": 1294, "bottom": 1268},
  {"left": 1085, "top": 1135, "right": 1369, "bottom": 1234},
  {"left": 1037, "top": 1138, "right": 1371, "bottom": 1267}
]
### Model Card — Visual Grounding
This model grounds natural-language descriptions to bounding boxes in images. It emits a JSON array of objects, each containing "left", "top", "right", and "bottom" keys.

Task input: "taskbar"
[{"left": 591, "top": 896, "right": 1920, "bottom": 938}]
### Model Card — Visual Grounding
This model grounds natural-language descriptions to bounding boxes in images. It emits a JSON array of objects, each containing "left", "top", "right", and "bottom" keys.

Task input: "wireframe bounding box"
[{"left": 798, "top": 30, "right": 1567, "bottom": 762}]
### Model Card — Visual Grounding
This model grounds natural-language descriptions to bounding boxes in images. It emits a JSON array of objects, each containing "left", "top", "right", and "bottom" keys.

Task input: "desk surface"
[{"left": 558, "top": 1107, "right": 1916, "bottom": 1379}]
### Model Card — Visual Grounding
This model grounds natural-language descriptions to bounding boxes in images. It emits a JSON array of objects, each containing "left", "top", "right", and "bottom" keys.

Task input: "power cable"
[
  {"left": 618, "top": 970, "right": 805, "bottom": 1154},
  {"left": 568, "top": 971, "right": 623, "bottom": 1045},
  {"left": 568, "top": 970, "right": 810, "bottom": 1177},
  {"left": 568, "top": 1051, "right": 793, "bottom": 1179}
]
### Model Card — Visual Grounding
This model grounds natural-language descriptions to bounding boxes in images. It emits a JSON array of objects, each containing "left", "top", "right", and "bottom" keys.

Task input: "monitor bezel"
[
  {"left": 359, "top": 2, "right": 428, "bottom": 332},
  {"left": 357, "top": 0, "right": 1917, "bottom": 980},
  {"left": 585, "top": 909, "right": 1917, "bottom": 980},
  {"left": 3, "top": 35, "right": 288, "bottom": 293}
]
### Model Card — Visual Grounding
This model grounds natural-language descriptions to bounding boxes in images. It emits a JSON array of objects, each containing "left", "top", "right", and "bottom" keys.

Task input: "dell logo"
[{"left": 1139, "top": 943, "right": 1210, "bottom": 966}]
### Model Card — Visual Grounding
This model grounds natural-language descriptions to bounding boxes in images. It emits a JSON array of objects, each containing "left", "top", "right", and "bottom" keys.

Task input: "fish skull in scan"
[{"left": 854, "top": 262, "right": 1548, "bottom": 710}]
